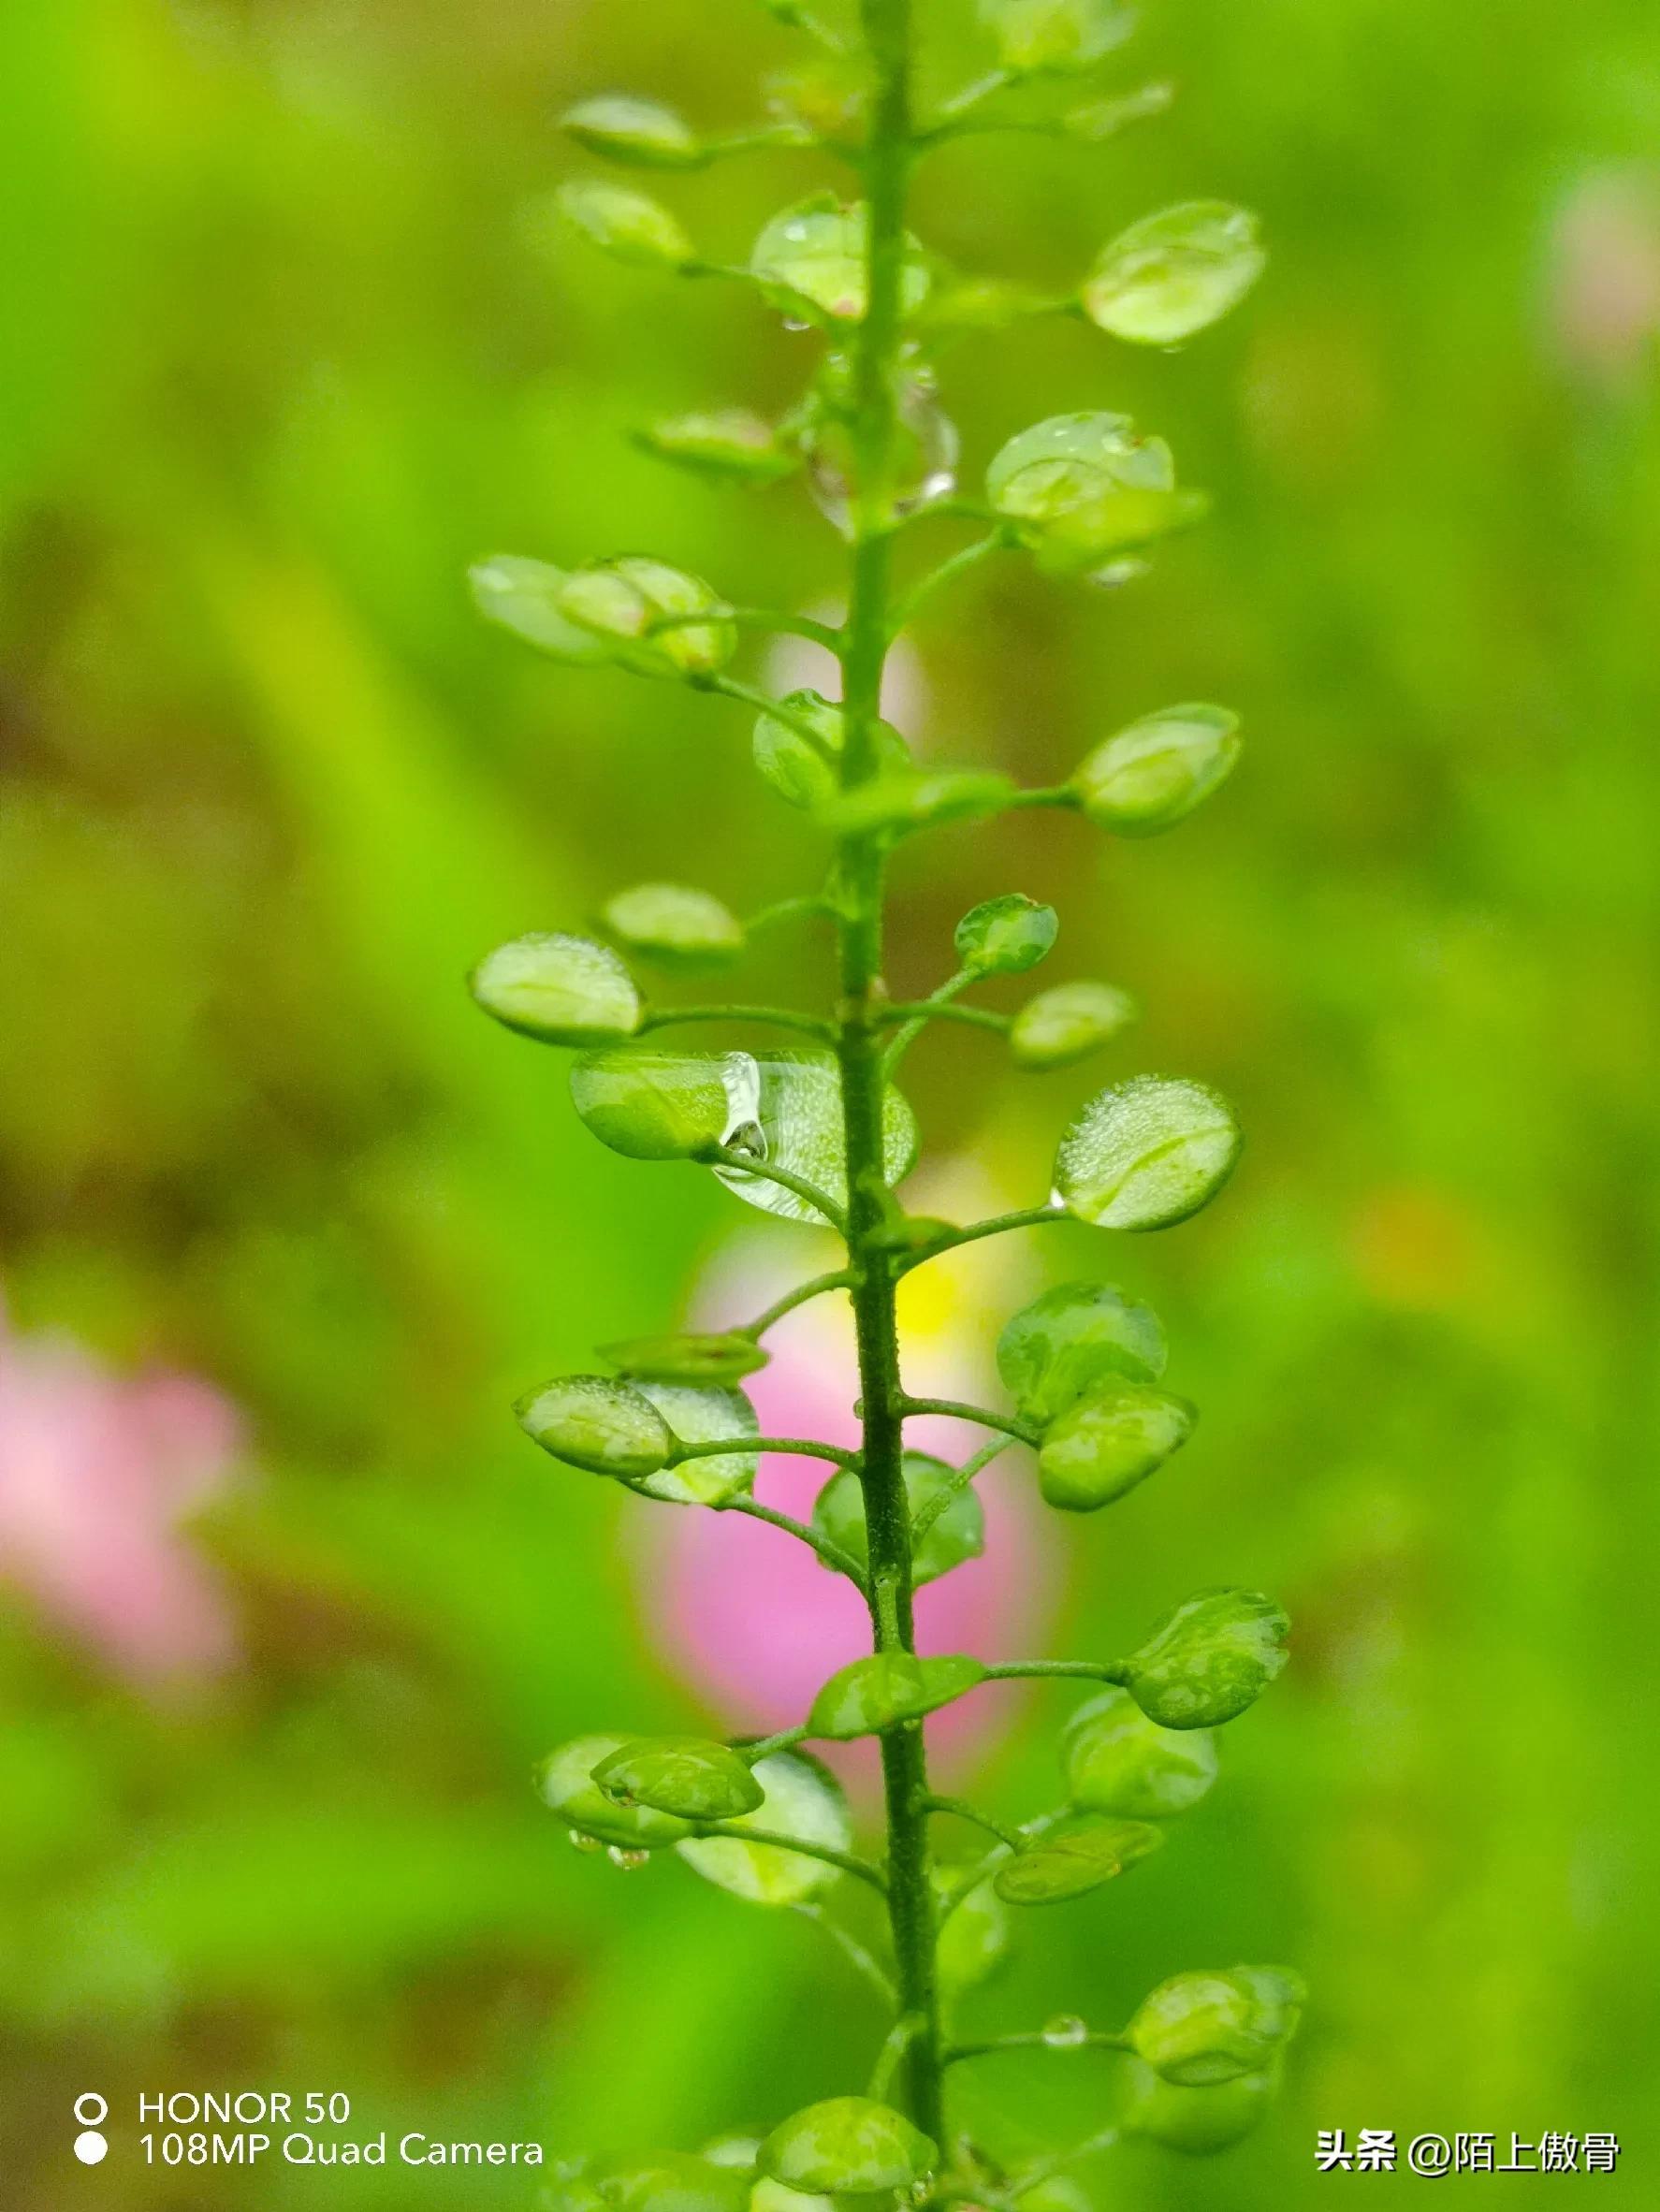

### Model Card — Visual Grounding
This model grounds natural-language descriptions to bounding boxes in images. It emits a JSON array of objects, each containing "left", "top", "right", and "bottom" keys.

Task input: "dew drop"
[
  {"left": 1088, "top": 557, "right": 1152, "bottom": 590},
  {"left": 1042, "top": 2013, "right": 1090, "bottom": 2048},
  {"left": 606, "top": 1845, "right": 651, "bottom": 1871},
  {"left": 569, "top": 1829, "right": 604, "bottom": 1855},
  {"left": 781, "top": 316, "right": 811, "bottom": 333}
]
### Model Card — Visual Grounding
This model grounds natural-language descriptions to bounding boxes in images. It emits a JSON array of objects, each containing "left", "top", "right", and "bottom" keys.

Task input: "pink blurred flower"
[
  {"left": 641, "top": 1169, "right": 1060, "bottom": 1782},
  {"left": 0, "top": 1302, "right": 244, "bottom": 1687},
  {"left": 1548, "top": 170, "right": 1660, "bottom": 386}
]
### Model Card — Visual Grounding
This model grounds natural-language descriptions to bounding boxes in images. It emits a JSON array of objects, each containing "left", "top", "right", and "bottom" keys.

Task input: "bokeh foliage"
[{"left": 2, "top": 0, "right": 1657, "bottom": 2203}]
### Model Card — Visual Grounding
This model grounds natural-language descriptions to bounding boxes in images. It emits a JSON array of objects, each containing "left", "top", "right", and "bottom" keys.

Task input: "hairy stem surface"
[{"left": 834, "top": 0, "right": 945, "bottom": 2148}]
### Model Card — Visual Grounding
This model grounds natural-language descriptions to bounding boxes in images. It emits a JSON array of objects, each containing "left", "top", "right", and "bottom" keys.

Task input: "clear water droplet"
[
  {"left": 712, "top": 1052, "right": 918, "bottom": 1224},
  {"left": 606, "top": 1845, "right": 651, "bottom": 1871},
  {"left": 1042, "top": 2013, "right": 1090, "bottom": 2048},
  {"left": 807, "top": 355, "right": 958, "bottom": 535},
  {"left": 781, "top": 316, "right": 811, "bottom": 333},
  {"left": 1087, "top": 557, "right": 1152, "bottom": 589},
  {"left": 569, "top": 1829, "right": 604, "bottom": 1855}
]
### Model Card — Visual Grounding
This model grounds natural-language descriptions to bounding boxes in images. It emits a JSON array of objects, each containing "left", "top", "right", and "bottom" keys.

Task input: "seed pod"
[
  {"left": 602, "top": 882, "right": 746, "bottom": 970},
  {"left": 1062, "top": 1686, "right": 1218, "bottom": 1819},
  {"left": 569, "top": 1049, "right": 733, "bottom": 1160},
  {"left": 954, "top": 894, "right": 1058, "bottom": 977},
  {"left": 558, "top": 179, "right": 696, "bottom": 269},
  {"left": 1037, "top": 1382, "right": 1195, "bottom": 1512},
  {"left": 807, "top": 1652, "right": 986, "bottom": 1740},
  {"left": 561, "top": 95, "right": 705, "bottom": 169},
  {"left": 634, "top": 410, "right": 797, "bottom": 484},
  {"left": 712, "top": 1052, "right": 919, "bottom": 1227},
  {"left": 591, "top": 1737, "right": 764, "bottom": 1821},
  {"left": 556, "top": 557, "right": 736, "bottom": 678},
  {"left": 1054, "top": 1074, "right": 1242, "bottom": 1230},
  {"left": 1072, "top": 705, "right": 1240, "bottom": 837},
  {"left": 979, "top": 0, "right": 1136, "bottom": 76},
  {"left": 470, "top": 556, "right": 612, "bottom": 663},
  {"left": 1126, "top": 1589, "right": 1290, "bottom": 1729},
  {"left": 986, "top": 412, "right": 1186, "bottom": 569},
  {"left": 471, "top": 933, "right": 642, "bottom": 1047},
  {"left": 1010, "top": 981, "right": 1138, "bottom": 1070},
  {"left": 633, "top": 1379, "right": 758, "bottom": 1506},
  {"left": 818, "top": 769, "right": 1016, "bottom": 836},
  {"left": 811, "top": 1451, "right": 984, "bottom": 1586},
  {"left": 1084, "top": 201, "right": 1265, "bottom": 346},
  {"left": 593, "top": 2154, "right": 751, "bottom": 2212},
  {"left": 535, "top": 1732, "right": 693, "bottom": 1847},
  {"left": 677, "top": 1751, "right": 852, "bottom": 1906},
  {"left": 1127, "top": 1965, "right": 1304, "bottom": 2087},
  {"left": 699, "top": 2137, "right": 763, "bottom": 2172},
  {"left": 759, "top": 2100, "right": 937, "bottom": 2195},
  {"left": 601, "top": 1332, "right": 768, "bottom": 1386},
  {"left": 751, "top": 690, "right": 911, "bottom": 812},
  {"left": 932, "top": 1868, "right": 1011, "bottom": 1994},
  {"left": 516, "top": 1375, "right": 673, "bottom": 1477},
  {"left": 997, "top": 1279, "right": 1167, "bottom": 1426},
  {"left": 750, "top": 195, "right": 929, "bottom": 325},
  {"left": 1120, "top": 2054, "right": 1280, "bottom": 2153},
  {"left": 993, "top": 1815, "right": 1162, "bottom": 1904}
]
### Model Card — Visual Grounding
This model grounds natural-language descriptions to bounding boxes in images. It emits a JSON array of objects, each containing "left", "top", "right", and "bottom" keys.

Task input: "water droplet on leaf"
[
  {"left": 711, "top": 1052, "right": 918, "bottom": 1225},
  {"left": 986, "top": 412, "right": 1188, "bottom": 570},
  {"left": 1041, "top": 2013, "right": 1089, "bottom": 2048},
  {"left": 516, "top": 1375, "right": 674, "bottom": 1477},
  {"left": 750, "top": 195, "right": 930, "bottom": 325}
]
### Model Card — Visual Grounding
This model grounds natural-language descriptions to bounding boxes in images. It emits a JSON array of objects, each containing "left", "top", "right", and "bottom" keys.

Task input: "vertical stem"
[{"left": 835, "top": 0, "right": 946, "bottom": 2150}]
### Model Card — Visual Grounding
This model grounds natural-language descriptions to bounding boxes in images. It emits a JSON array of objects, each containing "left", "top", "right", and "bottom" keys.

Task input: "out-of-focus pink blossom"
[
  {"left": 1548, "top": 171, "right": 1660, "bottom": 386},
  {"left": 641, "top": 1165, "right": 1060, "bottom": 1782},
  {"left": 0, "top": 1302, "right": 243, "bottom": 1686}
]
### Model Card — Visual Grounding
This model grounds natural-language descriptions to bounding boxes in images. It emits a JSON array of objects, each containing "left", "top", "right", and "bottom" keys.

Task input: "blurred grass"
[{"left": 1, "top": 0, "right": 1657, "bottom": 2203}]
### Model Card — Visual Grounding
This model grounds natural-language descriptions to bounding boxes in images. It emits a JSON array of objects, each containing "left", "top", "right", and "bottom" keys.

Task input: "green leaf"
[
  {"left": 934, "top": 1867, "right": 1012, "bottom": 1993},
  {"left": 569, "top": 1049, "right": 732, "bottom": 1160},
  {"left": 592, "top": 2154, "right": 752, "bottom": 2212},
  {"left": 1062, "top": 1686, "right": 1218, "bottom": 1819},
  {"left": 759, "top": 2099, "right": 937, "bottom": 2194},
  {"left": 470, "top": 555, "right": 611, "bottom": 663},
  {"left": 1010, "top": 980, "right": 1138, "bottom": 1070},
  {"left": 1037, "top": 1382, "right": 1195, "bottom": 1511},
  {"left": 471, "top": 932, "right": 643, "bottom": 1046},
  {"left": 817, "top": 768, "right": 1016, "bottom": 836},
  {"left": 1072, "top": 705, "right": 1241, "bottom": 836},
  {"left": 1121, "top": 2054, "right": 1282, "bottom": 2154},
  {"left": 1083, "top": 201, "right": 1265, "bottom": 345},
  {"left": 591, "top": 1737, "right": 764, "bottom": 1821},
  {"left": 997, "top": 1279, "right": 1167, "bottom": 1424},
  {"left": 1127, "top": 1965, "right": 1304, "bottom": 2087},
  {"left": 993, "top": 1815, "right": 1163, "bottom": 1903},
  {"left": 535, "top": 1732, "right": 693, "bottom": 1847},
  {"left": 1054, "top": 1074, "right": 1242, "bottom": 1230},
  {"left": 633, "top": 409, "right": 798, "bottom": 483},
  {"left": 954, "top": 894, "right": 1058, "bottom": 977},
  {"left": 558, "top": 178, "right": 695, "bottom": 269},
  {"left": 713, "top": 1051, "right": 919, "bottom": 1226},
  {"left": 601, "top": 1332, "right": 770, "bottom": 1385},
  {"left": 807, "top": 1652, "right": 986, "bottom": 1739},
  {"left": 811, "top": 1451, "right": 985, "bottom": 1586},
  {"left": 1126, "top": 1589, "right": 1290, "bottom": 1728},
  {"left": 750, "top": 194, "right": 930, "bottom": 325},
  {"left": 516, "top": 1375, "right": 673, "bottom": 1477},
  {"left": 635, "top": 1380, "right": 759, "bottom": 1505},
  {"left": 979, "top": 0, "right": 1137, "bottom": 75},
  {"left": 751, "top": 691, "right": 910, "bottom": 812},
  {"left": 986, "top": 412, "right": 1187, "bottom": 570},
  {"left": 601, "top": 881, "right": 746, "bottom": 970},
  {"left": 561, "top": 95, "right": 705, "bottom": 169},
  {"left": 556, "top": 557, "right": 737, "bottom": 678},
  {"left": 676, "top": 1752, "right": 852, "bottom": 1904}
]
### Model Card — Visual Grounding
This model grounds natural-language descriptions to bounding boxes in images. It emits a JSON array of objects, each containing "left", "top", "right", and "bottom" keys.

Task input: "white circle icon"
[
  {"left": 75, "top": 2093, "right": 109, "bottom": 2126},
  {"left": 74, "top": 2132, "right": 109, "bottom": 2165}
]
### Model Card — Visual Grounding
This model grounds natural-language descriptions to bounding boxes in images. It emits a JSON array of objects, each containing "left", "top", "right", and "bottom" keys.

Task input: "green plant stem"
[
  {"left": 709, "top": 1145, "right": 850, "bottom": 1230},
  {"left": 920, "top": 1795, "right": 1023, "bottom": 1850},
  {"left": 647, "top": 605, "right": 842, "bottom": 649},
  {"left": 880, "top": 968, "right": 977, "bottom": 1075},
  {"left": 690, "top": 1823, "right": 890, "bottom": 1893},
  {"left": 908, "top": 1435, "right": 1013, "bottom": 1548},
  {"left": 942, "top": 2031, "right": 1129, "bottom": 2065},
  {"left": 982, "top": 1658, "right": 1129, "bottom": 1685},
  {"left": 709, "top": 676, "right": 838, "bottom": 762},
  {"left": 890, "top": 530, "right": 1011, "bottom": 632},
  {"left": 893, "top": 1203, "right": 1067, "bottom": 1274},
  {"left": 640, "top": 1005, "right": 836, "bottom": 1041},
  {"left": 745, "top": 893, "right": 839, "bottom": 937},
  {"left": 832, "top": 0, "right": 945, "bottom": 2147},
  {"left": 718, "top": 1495, "right": 867, "bottom": 1586},
  {"left": 794, "top": 1903, "right": 898, "bottom": 2004},
  {"left": 881, "top": 999, "right": 1010, "bottom": 1032},
  {"left": 739, "top": 1268, "right": 856, "bottom": 1339},
  {"left": 898, "top": 1396, "right": 1040, "bottom": 1445},
  {"left": 668, "top": 1434, "right": 859, "bottom": 1468}
]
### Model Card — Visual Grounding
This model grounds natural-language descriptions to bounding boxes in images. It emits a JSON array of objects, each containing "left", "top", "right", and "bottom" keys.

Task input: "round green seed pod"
[
  {"left": 471, "top": 933, "right": 642, "bottom": 1047},
  {"left": 1120, "top": 2054, "right": 1280, "bottom": 2153},
  {"left": 569, "top": 1049, "right": 733, "bottom": 1160},
  {"left": 954, "top": 894, "right": 1058, "bottom": 977},
  {"left": 561, "top": 95, "right": 704, "bottom": 170},
  {"left": 516, "top": 1375, "right": 673, "bottom": 1477},
  {"left": 594, "top": 2154, "right": 751, "bottom": 2212},
  {"left": 986, "top": 412, "right": 1185, "bottom": 568},
  {"left": 1010, "top": 981, "right": 1138, "bottom": 1070},
  {"left": 1127, "top": 1965, "right": 1304, "bottom": 2088},
  {"left": 556, "top": 556, "right": 736, "bottom": 678},
  {"left": 759, "top": 2100, "right": 937, "bottom": 2196},
  {"left": 1125, "top": 1588, "right": 1290, "bottom": 1729},
  {"left": 591, "top": 1737, "right": 764, "bottom": 1822},
  {"left": 602, "top": 882, "right": 746, "bottom": 970},
  {"left": 1062, "top": 1686, "right": 1218, "bottom": 1818},
  {"left": 601, "top": 1332, "right": 768, "bottom": 1386},
  {"left": 1072, "top": 706, "right": 1240, "bottom": 837},
  {"left": 1054, "top": 1075, "right": 1241, "bottom": 1231},
  {"left": 997, "top": 1279, "right": 1167, "bottom": 1426},
  {"left": 1037, "top": 1382, "right": 1195, "bottom": 1511},
  {"left": 558, "top": 180, "right": 695, "bottom": 269},
  {"left": 1082, "top": 201, "right": 1265, "bottom": 347},
  {"left": 535, "top": 1733, "right": 693, "bottom": 1848},
  {"left": 811, "top": 1451, "right": 983, "bottom": 1587}
]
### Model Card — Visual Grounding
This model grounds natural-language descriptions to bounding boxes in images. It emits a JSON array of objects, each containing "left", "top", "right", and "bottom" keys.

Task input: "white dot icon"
[{"left": 74, "top": 2131, "right": 108, "bottom": 2164}]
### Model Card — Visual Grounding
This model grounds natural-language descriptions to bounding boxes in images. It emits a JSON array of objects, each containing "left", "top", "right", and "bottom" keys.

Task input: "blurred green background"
[{"left": 3, "top": 0, "right": 1658, "bottom": 2202}]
